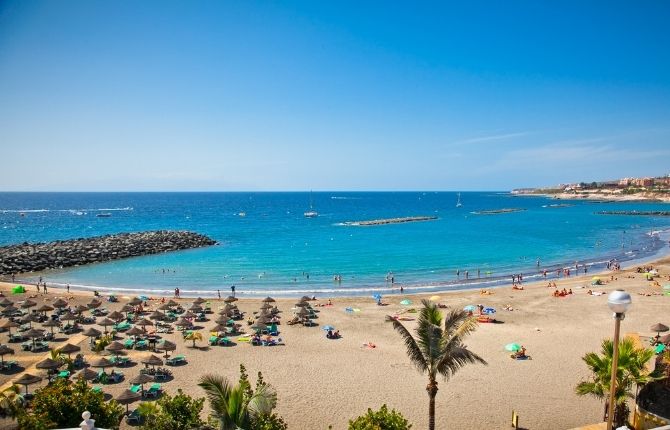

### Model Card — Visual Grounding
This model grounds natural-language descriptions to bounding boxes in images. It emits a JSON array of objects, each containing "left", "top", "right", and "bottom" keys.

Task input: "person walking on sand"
[
  {"left": 217, "top": 289, "right": 221, "bottom": 300},
  {"left": 43, "top": 283, "right": 47, "bottom": 294},
  {"left": 231, "top": 285, "right": 236, "bottom": 297},
  {"left": 66, "top": 284, "right": 70, "bottom": 293},
  {"left": 11, "top": 274, "right": 15, "bottom": 282}
]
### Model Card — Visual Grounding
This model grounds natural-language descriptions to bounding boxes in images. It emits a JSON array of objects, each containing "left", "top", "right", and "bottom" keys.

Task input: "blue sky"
[{"left": 1, "top": 1, "right": 669, "bottom": 191}]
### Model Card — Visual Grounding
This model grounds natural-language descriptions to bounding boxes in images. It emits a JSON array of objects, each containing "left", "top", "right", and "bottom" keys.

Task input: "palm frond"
[
  {"left": 247, "top": 383, "right": 277, "bottom": 418},
  {"left": 436, "top": 345, "right": 487, "bottom": 381},
  {"left": 390, "top": 318, "right": 428, "bottom": 373}
]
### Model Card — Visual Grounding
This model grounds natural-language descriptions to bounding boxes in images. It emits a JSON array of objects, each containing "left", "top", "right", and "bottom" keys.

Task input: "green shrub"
[
  {"left": 139, "top": 389, "right": 205, "bottom": 430},
  {"left": 348, "top": 404, "right": 411, "bottom": 430},
  {"left": 93, "top": 334, "right": 113, "bottom": 352},
  {"left": 17, "top": 378, "right": 123, "bottom": 429}
]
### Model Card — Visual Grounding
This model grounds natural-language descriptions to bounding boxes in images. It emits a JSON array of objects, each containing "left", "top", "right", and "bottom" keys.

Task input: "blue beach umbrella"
[
  {"left": 322, "top": 325, "right": 335, "bottom": 331},
  {"left": 483, "top": 307, "right": 496, "bottom": 315},
  {"left": 463, "top": 305, "right": 476, "bottom": 312},
  {"left": 372, "top": 294, "right": 382, "bottom": 301}
]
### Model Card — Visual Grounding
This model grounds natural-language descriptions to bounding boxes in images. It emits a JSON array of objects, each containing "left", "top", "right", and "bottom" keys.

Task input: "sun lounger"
[
  {"left": 91, "top": 386, "right": 103, "bottom": 394},
  {"left": 130, "top": 384, "right": 141, "bottom": 394},
  {"left": 166, "top": 355, "right": 186, "bottom": 366},
  {"left": 134, "top": 339, "right": 148, "bottom": 349},
  {"left": 9, "top": 333, "right": 26, "bottom": 342},
  {"left": 1, "top": 360, "right": 18, "bottom": 371},
  {"left": 145, "top": 383, "right": 162, "bottom": 398},
  {"left": 209, "top": 335, "right": 219, "bottom": 346},
  {"left": 108, "top": 371, "right": 124, "bottom": 383},
  {"left": 110, "top": 356, "right": 131, "bottom": 366},
  {"left": 123, "top": 338, "right": 135, "bottom": 349},
  {"left": 218, "top": 337, "right": 231, "bottom": 346},
  {"left": 57, "top": 370, "right": 71, "bottom": 379},
  {"left": 126, "top": 409, "right": 141, "bottom": 425},
  {"left": 114, "top": 321, "right": 131, "bottom": 331}
]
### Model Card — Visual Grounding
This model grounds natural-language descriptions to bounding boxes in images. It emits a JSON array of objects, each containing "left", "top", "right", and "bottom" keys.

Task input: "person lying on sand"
[{"left": 512, "top": 285, "right": 524, "bottom": 290}]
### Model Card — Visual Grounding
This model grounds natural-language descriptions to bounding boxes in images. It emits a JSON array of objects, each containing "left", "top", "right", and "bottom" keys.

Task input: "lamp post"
[{"left": 606, "top": 289, "right": 632, "bottom": 430}]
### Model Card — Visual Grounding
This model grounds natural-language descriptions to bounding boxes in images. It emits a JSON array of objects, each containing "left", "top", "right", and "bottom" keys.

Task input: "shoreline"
[
  {"left": 513, "top": 191, "right": 670, "bottom": 202},
  {"left": 1, "top": 253, "right": 669, "bottom": 429},
  {"left": 4, "top": 240, "right": 669, "bottom": 300}
]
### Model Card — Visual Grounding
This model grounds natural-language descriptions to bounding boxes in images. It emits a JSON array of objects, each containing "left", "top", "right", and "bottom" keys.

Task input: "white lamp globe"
[{"left": 607, "top": 290, "right": 632, "bottom": 314}]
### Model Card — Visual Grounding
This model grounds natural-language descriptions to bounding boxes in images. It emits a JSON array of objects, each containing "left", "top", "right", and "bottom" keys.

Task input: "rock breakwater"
[{"left": 0, "top": 231, "right": 217, "bottom": 275}]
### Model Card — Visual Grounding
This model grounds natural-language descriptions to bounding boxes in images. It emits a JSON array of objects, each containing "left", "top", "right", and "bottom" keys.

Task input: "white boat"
[
  {"left": 304, "top": 191, "right": 318, "bottom": 218},
  {"left": 456, "top": 193, "right": 462, "bottom": 208}
]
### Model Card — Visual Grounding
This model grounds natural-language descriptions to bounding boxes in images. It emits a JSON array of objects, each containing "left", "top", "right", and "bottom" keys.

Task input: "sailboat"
[
  {"left": 456, "top": 193, "right": 462, "bottom": 208},
  {"left": 304, "top": 191, "right": 318, "bottom": 218}
]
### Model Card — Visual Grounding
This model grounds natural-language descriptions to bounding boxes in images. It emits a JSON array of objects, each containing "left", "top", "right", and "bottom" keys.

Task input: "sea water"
[{"left": 1, "top": 192, "right": 669, "bottom": 297}]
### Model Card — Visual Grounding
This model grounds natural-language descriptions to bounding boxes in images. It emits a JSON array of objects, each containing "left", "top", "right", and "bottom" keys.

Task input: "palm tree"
[
  {"left": 0, "top": 385, "right": 24, "bottom": 419},
  {"left": 184, "top": 331, "right": 203, "bottom": 348},
  {"left": 576, "top": 337, "right": 663, "bottom": 428},
  {"left": 198, "top": 374, "right": 277, "bottom": 430},
  {"left": 388, "top": 299, "right": 486, "bottom": 430}
]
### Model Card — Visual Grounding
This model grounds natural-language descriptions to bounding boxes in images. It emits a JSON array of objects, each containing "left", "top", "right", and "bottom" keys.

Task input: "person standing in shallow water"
[{"left": 231, "top": 285, "right": 236, "bottom": 297}]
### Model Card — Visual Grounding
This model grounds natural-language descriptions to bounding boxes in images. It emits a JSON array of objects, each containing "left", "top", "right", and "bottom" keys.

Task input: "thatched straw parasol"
[
  {"left": 90, "top": 357, "right": 114, "bottom": 368},
  {"left": 129, "top": 373, "right": 154, "bottom": 394},
  {"left": 14, "top": 373, "right": 42, "bottom": 395},
  {"left": 36, "top": 358, "right": 61, "bottom": 370},
  {"left": 60, "top": 312, "right": 77, "bottom": 321},
  {"left": 1, "top": 319, "right": 19, "bottom": 335},
  {"left": 223, "top": 296, "right": 238, "bottom": 303},
  {"left": 0, "top": 344, "right": 14, "bottom": 365},
  {"left": 156, "top": 340, "right": 176, "bottom": 358},
  {"left": 0, "top": 298, "right": 13, "bottom": 307},
  {"left": 141, "top": 354, "right": 163, "bottom": 367},
  {"left": 149, "top": 311, "right": 165, "bottom": 321},
  {"left": 128, "top": 297, "right": 143, "bottom": 306},
  {"left": 193, "top": 297, "right": 206, "bottom": 305},
  {"left": 82, "top": 327, "right": 101, "bottom": 338},
  {"left": 51, "top": 298, "right": 68, "bottom": 308},
  {"left": 76, "top": 367, "right": 99, "bottom": 381},
  {"left": 36, "top": 304, "right": 54, "bottom": 314},
  {"left": 58, "top": 343, "right": 80, "bottom": 358},
  {"left": 73, "top": 305, "right": 88, "bottom": 314},
  {"left": 41, "top": 319, "right": 60, "bottom": 335},
  {"left": 87, "top": 299, "right": 102, "bottom": 309},
  {"left": 126, "top": 326, "right": 144, "bottom": 337},
  {"left": 116, "top": 389, "right": 142, "bottom": 413},
  {"left": 20, "top": 300, "right": 37, "bottom": 309},
  {"left": 107, "top": 311, "right": 125, "bottom": 322},
  {"left": 262, "top": 296, "right": 276, "bottom": 303}
]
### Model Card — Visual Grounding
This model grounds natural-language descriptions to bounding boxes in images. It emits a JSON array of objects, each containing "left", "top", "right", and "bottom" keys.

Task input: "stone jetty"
[
  {"left": 0, "top": 231, "right": 217, "bottom": 275},
  {"left": 471, "top": 208, "right": 526, "bottom": 215},
  {"left": 596, "top": 210, "right": 670, "bottom": 217},
  {"left": 343, "top": 216, "right": 438, "bottom": 226}
]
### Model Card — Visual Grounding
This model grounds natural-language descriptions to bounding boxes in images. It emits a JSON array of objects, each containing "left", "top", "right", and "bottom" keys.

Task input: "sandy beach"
[{"left": 0, "top": 260, "right": 669, "bottom": 430}]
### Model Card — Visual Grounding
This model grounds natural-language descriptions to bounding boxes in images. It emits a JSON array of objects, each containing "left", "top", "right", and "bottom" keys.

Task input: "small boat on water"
[
  {"left": 304, "top": 191, "right": 318, "bottom": 218},
  {"left": 96, "top": 213, "right": 112, "bottom": 218},
  {"left": 456, "top": 193, "right": 462, "bottom": 208},
  {"left": 238, "top": 212, "right": 246, "bottom": 217}
]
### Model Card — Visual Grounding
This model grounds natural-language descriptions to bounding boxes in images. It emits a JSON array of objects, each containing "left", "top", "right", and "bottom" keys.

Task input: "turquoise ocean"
[{"left": 1, "top": 192, "right": 669, "bottom": 297}]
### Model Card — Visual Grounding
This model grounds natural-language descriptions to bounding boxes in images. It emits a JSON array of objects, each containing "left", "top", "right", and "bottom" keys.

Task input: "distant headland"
[
  {"left": 512, "top": 174, "right": 670, "bottom": 202},
  {"left": 0, "top": 231, "right": 217, "bottom": 275}
]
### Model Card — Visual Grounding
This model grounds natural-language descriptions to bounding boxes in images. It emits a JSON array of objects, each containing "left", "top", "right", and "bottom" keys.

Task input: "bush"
[
  {"left": 348, "top": 404, "right": 411, "bottom": 430},
  {"left": 251, "top": 413, "right": 288, "bottom": 430},
  {"left": 17, "top": 378, "right": 123, "bottom": 429},
  {"left": 93, "top": 334, "right": 113, "bottom": 352},
  {"left": 139, "top": 389, "right": 205, "bottom": 430}
]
